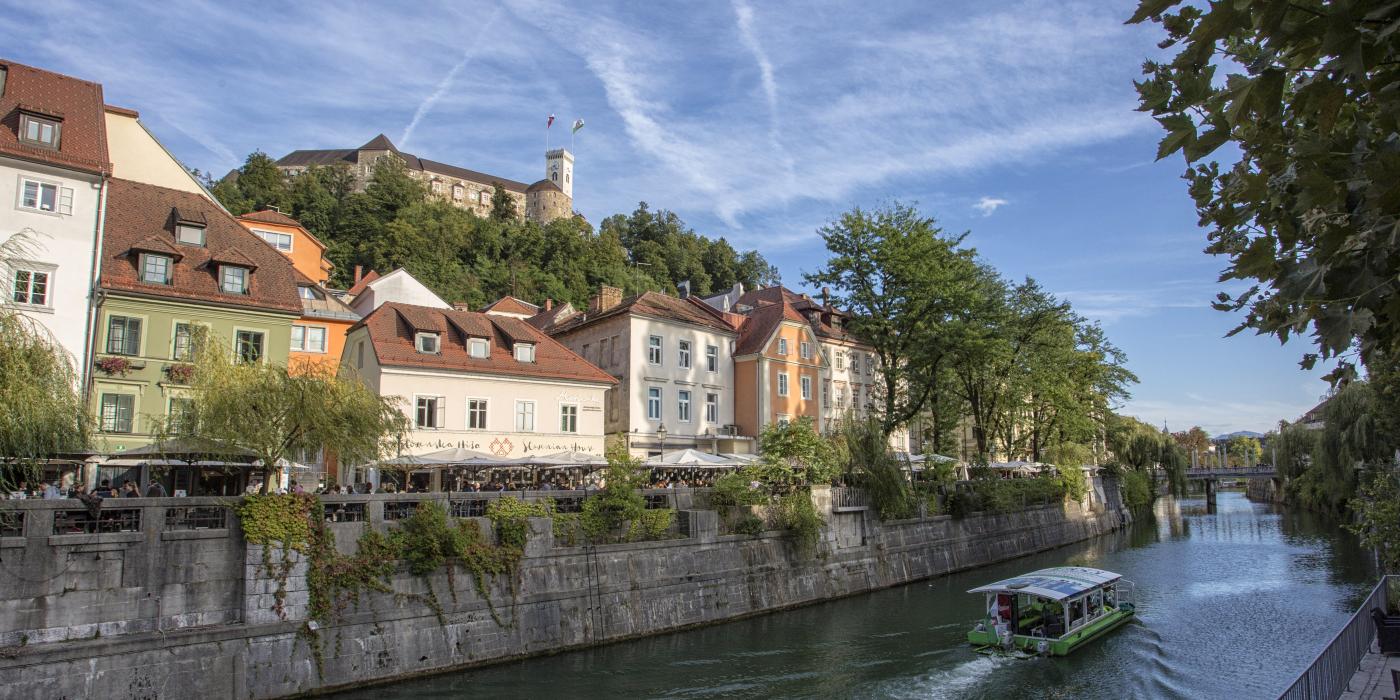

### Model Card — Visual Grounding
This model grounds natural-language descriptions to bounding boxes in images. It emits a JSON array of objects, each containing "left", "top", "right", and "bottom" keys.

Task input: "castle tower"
[{"left": 545, "top": 148, "right": 574, "bottom": 199}]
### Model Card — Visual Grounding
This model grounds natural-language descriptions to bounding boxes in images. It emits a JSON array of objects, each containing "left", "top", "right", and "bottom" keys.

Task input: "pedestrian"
[
  {"left": 94, "top": 479, "right": 115, "bottom": 498},
  {"left": 291, "top": 480, "right": 304, "bottom": 495},
  {"left": 42, "top": 481, "right": 62, "bottom": 500},
  {"left": 121, "top": 481, "right": 140, "bottom": 498},
  {"left": 145, "top": 481, "right": 168, "bottom": 498}
]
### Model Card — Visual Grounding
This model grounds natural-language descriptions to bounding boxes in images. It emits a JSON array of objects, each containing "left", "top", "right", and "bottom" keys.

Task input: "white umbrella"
[{"left": 644, "top": 449, "right": 740, "bottom": 468}]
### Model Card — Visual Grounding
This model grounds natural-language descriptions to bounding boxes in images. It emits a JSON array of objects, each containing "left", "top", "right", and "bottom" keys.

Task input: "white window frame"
[
  {"left": 468, "top": 337, "right": 490, "bottom": 359},
  {"left": 678, "top": 340, "right": 692, "bottom": 369},
  {"left": 705, "top": 393, "right": 718, "bottom": 423},
  {"left": 647, "top": 387, "right": 662, "bottom": 421},
  {"left": 252, "top": 228, "right": 293, "bottom": 252},
  {"left": 515, "top": 400, "right": 537, "bottom": 432},
  {"left": 801, "top": 375, "right": 812, "bottom": 400},
  {"left": 415, "top": 332, "right": 440, "bottom": 355},
  {"left": 19, "top": 112, "right": 61, "bottom": 149},
  {"left": 514, "top": 342, "right": 536, "bottom": 363},
  {"left": 677, "top": 390, "right": 692, "bottom": 423},
  {"left": 706, "top": 344, "right": 718, "bottom": 372},
  {"left": 560, "top": 403, "right": 578, "bottom": 433},
  {"left": 777, "top": 338, "right": 788, "bottom": 355},
  {"left": 292, "top": 325, "right": 327, "bottom": 353},
  {"left": 176, "top": 224, "right": 206, "bottom": 246},
  {"left": 18, "top": 177, "right": 71, "bottom": 215},
  {"left": 7, "top": 260, "right": 54, "bottom": 309},
  {"left": 800, "top": 341, "right": 811, "bottom": 359},
  {"left": 778, "top": 372, "right": 789, "bottom": 397},
  {"left": 467, "top": 398, "right": 488, "bottom": 430},
  {"left": 648, "top": 335, "right": 662, "bottom": 365},
  {"left": 836, "top": 351, "right": 845, "bottom": 370},
  {"left": 415, "top": 395, "right": 445, "bottom": 429}
]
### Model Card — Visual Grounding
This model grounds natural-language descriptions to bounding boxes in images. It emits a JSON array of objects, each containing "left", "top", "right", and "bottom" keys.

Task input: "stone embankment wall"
[
  {"left": 0, "top": 479, "right": 1128, "bottom": 699},
  {"left": 1245, "top": 477, "right": 1286, "bottom": 503}
]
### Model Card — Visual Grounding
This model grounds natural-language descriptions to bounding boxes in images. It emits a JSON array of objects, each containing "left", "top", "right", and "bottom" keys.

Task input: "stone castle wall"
[{"left": 0, "top": 480, "right": 1128, "bottom": 699}]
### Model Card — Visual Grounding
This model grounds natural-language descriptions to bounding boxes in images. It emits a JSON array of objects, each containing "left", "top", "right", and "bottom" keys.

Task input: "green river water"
[{"left": 335, "top": 492, "right": 1376, "bottom": 699}]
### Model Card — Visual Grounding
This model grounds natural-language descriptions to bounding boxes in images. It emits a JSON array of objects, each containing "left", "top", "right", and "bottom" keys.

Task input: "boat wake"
[{"left": 861, "top": 655, "right": 1010, "bottom": 699}]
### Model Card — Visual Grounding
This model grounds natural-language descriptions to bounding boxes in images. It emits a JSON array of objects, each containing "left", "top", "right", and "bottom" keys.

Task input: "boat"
[{"left": 966, "top": 566, "right": 1135, "bottom": 656}]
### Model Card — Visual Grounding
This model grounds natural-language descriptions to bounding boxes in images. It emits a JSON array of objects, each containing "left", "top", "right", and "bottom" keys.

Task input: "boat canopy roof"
[{"left": 967, "top": 567, "right": 1122, "bottom": 602}]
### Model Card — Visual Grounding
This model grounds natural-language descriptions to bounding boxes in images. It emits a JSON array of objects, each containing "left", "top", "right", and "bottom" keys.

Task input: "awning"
[
  {"left": 524, "top": 451, "right": 609, "bottom": 467},
  {"left": 967, "top": 567, "right": 1122, "bottom": 601},
  {"left": 644, "top": 449, "right": 742, "bottom": 468}
]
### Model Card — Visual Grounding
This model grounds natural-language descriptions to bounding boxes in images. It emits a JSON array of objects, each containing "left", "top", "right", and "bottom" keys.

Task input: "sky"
[{"left": 0, "top": 0, "right": 1335, "bottom": 435}]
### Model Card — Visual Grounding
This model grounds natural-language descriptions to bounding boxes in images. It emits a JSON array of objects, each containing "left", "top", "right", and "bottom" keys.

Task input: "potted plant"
[{"left": 96, "top": 356, "right": 132, "bottom": 377}]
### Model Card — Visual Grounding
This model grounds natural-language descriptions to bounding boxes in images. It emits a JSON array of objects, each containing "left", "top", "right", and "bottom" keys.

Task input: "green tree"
[
  {"left": 489, "top": 183, "right": 517, "bottom": 222},
  {"left": 805, "top": 203, "right": 983, "bottom": 439},
  {"left": 1226, "top": 436, "right": 1262, "bottom": 467},
  {"left": 758, "top": 417, "right": 841, "bottom": 488},
  {"left": 1132, "top": 1, "right": 1400, "bottom": 380},
  {"left": 1171, "top": 426, "right": 1211, "bottom": 464},
  {"left": 178, "top": 334, "right": 409, "bottom": 493}
]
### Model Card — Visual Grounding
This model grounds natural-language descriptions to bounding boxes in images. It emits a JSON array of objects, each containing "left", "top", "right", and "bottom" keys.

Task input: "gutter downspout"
[{"left": 82, "top": 170, "right": 110, "bottom": 415}]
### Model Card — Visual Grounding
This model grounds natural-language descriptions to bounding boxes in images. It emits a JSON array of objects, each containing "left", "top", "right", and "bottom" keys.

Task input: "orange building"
[
  {"left": 236, "top": 209, "right": 357, "bottom": 373},
  {"left": 732, "top": 299, "right": 824, "bottom": 437}
]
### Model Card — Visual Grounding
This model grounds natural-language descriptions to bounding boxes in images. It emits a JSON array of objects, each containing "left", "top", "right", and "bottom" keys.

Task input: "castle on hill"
[{"left": 276, "top": 134, "right": 574, "bottom": 224}]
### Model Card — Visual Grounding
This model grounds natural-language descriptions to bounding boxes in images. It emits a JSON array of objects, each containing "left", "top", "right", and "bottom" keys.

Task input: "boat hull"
[{"left": 967, "top": 604, "right": 1135, "bottom": 656}]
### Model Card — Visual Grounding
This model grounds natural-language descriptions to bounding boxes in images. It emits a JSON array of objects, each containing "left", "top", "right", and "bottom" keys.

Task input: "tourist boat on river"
[{"left": 966, "top": 566, "right": 1135, "bottom": 656}]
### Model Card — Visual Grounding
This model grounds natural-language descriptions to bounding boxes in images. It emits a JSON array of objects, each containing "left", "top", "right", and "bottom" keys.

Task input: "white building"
[
  {"left": 347, "top": 267, "right": 450, "bottom": 316},
  {"left": 343, "top": 302, "right": 615, "bottom": 477},
  {"left": 0, "top": 59, "right": 110, "bottom": 382},
  {"left": 539, "top": 286, "right": 755, "bottom": 458}
]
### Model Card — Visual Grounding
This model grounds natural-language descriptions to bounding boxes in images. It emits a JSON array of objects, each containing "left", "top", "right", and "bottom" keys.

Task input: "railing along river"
[{"left": 1279, "top": 574, "right": 1394, "bottom": 700}]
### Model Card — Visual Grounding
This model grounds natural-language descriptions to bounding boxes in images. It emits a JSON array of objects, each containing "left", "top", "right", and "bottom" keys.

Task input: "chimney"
[
  {"left": 599, "top": 285, "right": 623, "bottom": 311},
  {"left": 678, "top": 280, "right": 691, "bottom": 299},
  {"left": 354, "top": 265, "right": 364, "bottom": 284},
  {"left": 545, "top": 298, "right": 554, "bottom": 311},
  {"left": 821, "top": 286, "right": 830, "bottom": 308},
  {"left": 452, "top": 302, "right": 472, "bottom": 311}
]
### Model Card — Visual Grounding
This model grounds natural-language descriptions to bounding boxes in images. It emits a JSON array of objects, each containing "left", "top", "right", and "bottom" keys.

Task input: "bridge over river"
[{"left": 1182, "top": 466, "right": 1279, "bottom": 505}]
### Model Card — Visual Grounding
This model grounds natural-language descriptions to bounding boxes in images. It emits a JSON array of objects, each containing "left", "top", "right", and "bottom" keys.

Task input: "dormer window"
[
  {"left": 298, "top": 285, "right": 318, "bottom": 300},
  {"left": 140, "top": 254, "right": 173, "bottom": 285},
  {"left": 19, "top": 112, "right": 61, "bottom": 149},
  {"left": 176, "top": 223, "right": 205, "bottom": 246},
  {"left": 416, "top": 332, "right": 440, "bottom": 354},
  {"left": 468, "top": 337, "right": 489, "bottom": 359},
  {"left": 219, "top": 265, "right": 248, "bottom": 294},
  {"left": 514, "top": 342, "right": 535, "bottom": 363}
]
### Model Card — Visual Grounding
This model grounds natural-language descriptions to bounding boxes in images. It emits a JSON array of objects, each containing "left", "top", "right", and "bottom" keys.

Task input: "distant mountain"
[{"left": 1213, "top": 430, "right": 1266, "bottom": 441}]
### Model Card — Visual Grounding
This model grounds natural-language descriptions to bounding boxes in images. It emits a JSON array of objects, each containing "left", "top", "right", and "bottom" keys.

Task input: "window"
[
  {"left": 20, "top": 179, "right": 71, "bottom": 214},
  {"left": 648, "top": 335, "right": 662, "bottom": 365},
  {"left": 99, "top": 394, "right": 134, "bottom": 433},
  {"left": 431, "top": 180, "right": 443, "bottom": 194},
  {"left": 140, "top": 254, "right": 172, "bottom": 284},
  {"left": 836, "top": 351, "right": 845, "bottom": 370},
  {"left": 255, "top": 229, "right": 292, "bottom": 252},
  {"left": 168, "top": 397, "right": 195, "bottom": 433},
  {"left": 468, "top": 337, "right": 489, "bottom": 359},
  {"left": 677, "top": 390, "right": 691, "bottom": 422},
  {"left": 705, "top": 393, "right": 718, "bottom": 423},
  {"left": 468, "top": 399, "right": 488, "bottom": 430},
  {"left": 176, "top": 224, "right": 205, "bottom": 246},
  {"left": 356, "top": 341, "right": 365, "bottom": 368},
  {"left": 235, "top": 330, "right": 264, "bottom": 364},
  {"left": 560, "top": 404, "right": 578, "bottom": 433},
  {"left": 452, "top": 185, "right": 464, "bottom": 200},
  {"left": 515, "top": 401, "right": 536, "bottom": 432},
  {"left": 220, "top": 265, "right": 248, "bottom": 294},
  {"left": 416, "top": 396, "right": 445, "bottom": 429},
  {"left": 292, "top": 325, "right": 327, "bottom": 353},
  {"left": 801, "top": 375, "right": 812, "bottom": 400},
  {"left": 778, "top": 338, "right": 788, "bottom": 355},
  {"left": 706, "top": 344, "right": 718, "bottom": 372},
  {"left": 836, "top": 386, "right": 846, "bottom": 407},
  {"left": 106, "top": 316, "right": 141, "bottom": 356},
  {"left": 172, "top": 322, "right": 195, "bottom": 360},
  {"left": 778, "top": 372, "right": 789, "bottom": 396},
  {"left": 416, "top": 332, "right": 440, "bottom": 354},
  {"left": 598, "top": 338, "right": 609, "bottom": 367},
  {"left": 822, "top": 380, "right": 830, "bottom": 403},
  {"left": 298, "top": 285, "right": 317, "bottom": 300},
  {"left": 678, "top": 340, "right": 692, "bottom": 368},
  {"left": 610, "top": 335, "right": 620, "bottom": 366},
  {"left": 10, "top": 267, "right": 49, "bottom": 306},
  {"left": 800, "top": 341, "right": 811, "bottom": 359},
  {"left": 19, "top": 112, "right": 60, "bottom": 148},
  {"left": 647, "top": 387, "right": 662, "bottom": 420},
  {"left": 582, "top": 343, "right": 592, "bottom": 363},
  {"left": 866, "top": 355, "right": 875, "bottom": 375},
  {"left": 514, "top": 343, "right": 536, "bottom": 363}
]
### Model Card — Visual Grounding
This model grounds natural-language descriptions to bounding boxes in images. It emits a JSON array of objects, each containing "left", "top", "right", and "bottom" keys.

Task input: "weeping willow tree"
[
  {"left": 175, "top": 330, "right": 409, "bottom": 493},
  {"left": 0, "top": 232, "right": 90, "bottom": 490}
]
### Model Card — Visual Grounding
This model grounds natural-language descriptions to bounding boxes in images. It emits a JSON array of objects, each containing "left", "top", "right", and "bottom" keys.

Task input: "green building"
[{"left": 88, "top": 178, "right": 301, "bottom": 457}]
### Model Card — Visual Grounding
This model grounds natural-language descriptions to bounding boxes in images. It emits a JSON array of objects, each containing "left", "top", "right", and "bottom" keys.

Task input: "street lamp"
[{"left": 657, "top": 423, "right": 667, "bottom": 462}]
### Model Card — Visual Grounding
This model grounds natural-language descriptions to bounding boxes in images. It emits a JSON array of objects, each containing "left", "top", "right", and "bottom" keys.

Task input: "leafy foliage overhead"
[{"left": 1132, "top": 1, "right": 1400, "bottom": 380}]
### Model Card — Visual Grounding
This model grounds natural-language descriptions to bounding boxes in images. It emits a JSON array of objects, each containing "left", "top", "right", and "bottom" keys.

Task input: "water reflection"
[{"left": 335, "top": 493, "right": 1374, "bottom": 700}]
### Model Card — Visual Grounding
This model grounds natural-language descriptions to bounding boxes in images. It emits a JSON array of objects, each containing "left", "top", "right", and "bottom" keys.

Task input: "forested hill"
[{"left": 205, "top": 152, "right": 781, "bottom": 310}]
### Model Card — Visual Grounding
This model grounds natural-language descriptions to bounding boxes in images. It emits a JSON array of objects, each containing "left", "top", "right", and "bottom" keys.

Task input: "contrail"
[
  {"left": 400, "top": 7, "right": 502, "bottom": 148},
  {"left": 731, "top": 0, "right": 794, "bottom": 182}
]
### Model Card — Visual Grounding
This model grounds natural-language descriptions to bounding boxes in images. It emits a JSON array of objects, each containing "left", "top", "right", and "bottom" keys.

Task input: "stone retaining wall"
[{"left": 0, "top": 479, "right": 1128, "bottom": 699}]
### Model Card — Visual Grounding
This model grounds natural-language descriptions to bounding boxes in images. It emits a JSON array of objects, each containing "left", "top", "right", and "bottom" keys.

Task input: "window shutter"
[
  {"left": 58, "top": 187, "right": 73, "bottom": 215},
  {"left": 436, "top": 398, "right": 446, "bottom": 428}
]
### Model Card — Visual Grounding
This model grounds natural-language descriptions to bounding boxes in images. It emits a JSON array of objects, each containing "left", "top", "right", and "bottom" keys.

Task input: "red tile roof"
[
  {"left": 100, "top": 178, "right": 301, "bottom": 314},
  {"left": 547, "top": 291, "right": 738, "bottom": 336},
  {"left": 237, "top": 209, "right": 301, "bottom": 226},
  {"left": 356, "top": 302, "right": 615, "bottom": 385},
  {"left": 0, "top": 58, "right": 110, "bottom": 174},
  {"left": 734, "top": 300, "right": 809, "bottom": 356},
  {"left": 482, "top": 295, "right": 539, "bottom": 315},
  {"left": 736, "top": 286, "right": 865, "bottom": 346},
  {"left": 347, "top": 269, "right": 380, "bottom": 296}
]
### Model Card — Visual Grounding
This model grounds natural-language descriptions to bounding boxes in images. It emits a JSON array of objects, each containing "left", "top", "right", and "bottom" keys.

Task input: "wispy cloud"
[
  {"left": 974, "top": 196, "right": 1009, "bottom": 216},
  {"left": 400, "top": 10, "right": 501, "bottom": 149}
]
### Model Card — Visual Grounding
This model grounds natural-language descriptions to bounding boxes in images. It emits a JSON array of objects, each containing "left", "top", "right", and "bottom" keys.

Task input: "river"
[{"left": 335, "top": 492, "right": 1376, "bottom": 699}]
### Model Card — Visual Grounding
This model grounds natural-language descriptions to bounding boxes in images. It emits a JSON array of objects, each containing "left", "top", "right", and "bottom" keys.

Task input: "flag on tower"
[
  {"left": 571, "top": 118, "right": 585, "bottom": 134},
  {"left": 547, "top": 114, "right": 555, "bottom": 128}
]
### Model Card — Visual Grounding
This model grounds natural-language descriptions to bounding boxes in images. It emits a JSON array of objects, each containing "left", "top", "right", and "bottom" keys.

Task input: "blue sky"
[{"left": 1, "top": 0, "right": 1334, "bottom": 434}]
